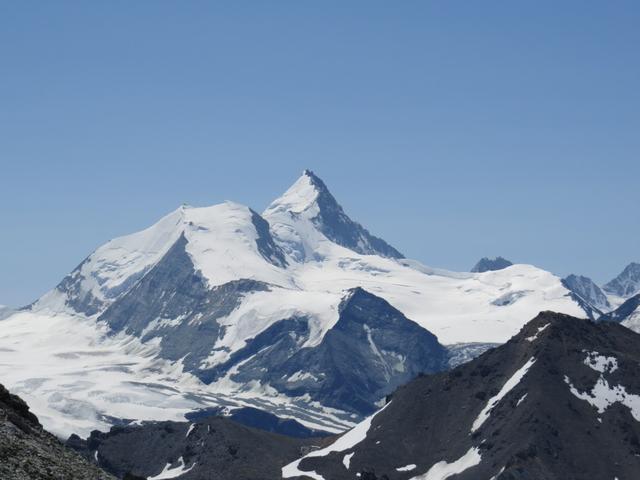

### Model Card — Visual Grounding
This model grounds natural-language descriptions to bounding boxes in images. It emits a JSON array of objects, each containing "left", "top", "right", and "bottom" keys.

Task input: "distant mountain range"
[
  {"left": 560, "top": 263, "right": 640, "bottom": 328},
  {"left": 0, "top": 169, "right": 636, "bottom": 451}
]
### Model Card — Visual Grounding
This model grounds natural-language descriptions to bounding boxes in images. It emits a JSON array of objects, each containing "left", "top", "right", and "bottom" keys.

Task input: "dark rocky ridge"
[
  {"left": 471, "top": 256, "right": 513, "bottom": 273},
  {"left": 293, "top": 312, "right": 640, "bottom": 480},
  {"left": 0, "top": 383, "right": 114, "bottom": 480},
  {"left": 68, "top": 416, "right": 331, "bottom": 480}
]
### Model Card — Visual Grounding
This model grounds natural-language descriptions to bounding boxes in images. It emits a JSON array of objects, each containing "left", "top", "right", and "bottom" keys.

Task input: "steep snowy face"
[
  {"left": 603, "top": 262, "right": 640, "bottom": 298},
  {"left": 562, "top": 274, "right": 610, "bottom": 313},
  {"left": 470, "top": 256, "right": 513, "bottom": 273},
  {"left": 34, "top": 202, "right": 289, "bottom": 316},
  {"left": 264, "top": 170, "right": 404, "bottom": 260}
]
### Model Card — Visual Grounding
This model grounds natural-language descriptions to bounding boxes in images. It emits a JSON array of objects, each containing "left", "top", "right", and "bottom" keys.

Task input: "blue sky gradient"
[{"left": 1, "top": 1, "right": 639, "bottom": 306}]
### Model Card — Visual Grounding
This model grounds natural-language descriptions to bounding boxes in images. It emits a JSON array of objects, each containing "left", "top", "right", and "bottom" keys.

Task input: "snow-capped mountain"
[
  {"left": 263, "top": 170, "right": 403, "bottom": 260},
  {"left": 603, "top": 262, "right": 640, "bottom": 300},
  {"left": 561, "top": 274, "right": 610, "bottom": 317},
  {"left": 0, "top": 170, "right": 589, "bottom": 439},
  {"left": 284, "top": 312, "right": 640, "bottom": 480},
  {"left": 600, "top": 294, "right": 640, "bottom": 332},
  {"left": 470, "top": 256, "right": 513, "bottom": 273}
]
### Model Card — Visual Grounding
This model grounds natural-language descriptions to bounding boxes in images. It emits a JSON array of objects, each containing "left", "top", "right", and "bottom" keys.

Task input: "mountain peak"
[
  {"left": 562, "top": 274, "right": 610, "bottom": 314},
  {"left": 264, "top": 170, "right": 329, "bottom": 216},
  {"left": 264, "top": 171, "right": 404, "bottom": 259},
  {"left": 603, "top": 262, "right": 640, "bottom": 298},
  {"left": 471, "top": 256, "right": 513, "bottom": 273}
]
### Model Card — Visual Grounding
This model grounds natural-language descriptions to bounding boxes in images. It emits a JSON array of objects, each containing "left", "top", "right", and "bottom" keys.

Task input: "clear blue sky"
[{"left": 1, "top": 1, "right": 639, "bottom": 306}]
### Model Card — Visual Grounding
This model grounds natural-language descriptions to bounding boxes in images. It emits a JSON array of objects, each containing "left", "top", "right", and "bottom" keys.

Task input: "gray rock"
[
  {"left": 0, "top": 383, "right": 114, "bottom": 480},
  {"left": 471, "top": 256, "right": 513, "bottom": 273}
]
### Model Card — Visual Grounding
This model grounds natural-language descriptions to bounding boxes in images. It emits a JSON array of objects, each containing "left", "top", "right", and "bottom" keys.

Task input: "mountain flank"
[
  {"left": 284, "top": 312, "right": 640, "bottom": 480},
  {"left": 0, "top": 383, "right": 114, "bottom": 480}
]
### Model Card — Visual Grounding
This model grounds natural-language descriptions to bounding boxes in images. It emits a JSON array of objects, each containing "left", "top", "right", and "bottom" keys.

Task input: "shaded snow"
[
  {"left": 583, "top": 351, "right": 618, "bottom": 374},
  {"left": 516, "top": 393, "right": 528, "bottom": 407},
  {"left": 282, "top": 402, "right": 391, "bottom": 479},
  {"left": 148, "top": 456, "right": 194, "bottom": 480},
  {"left": 525, "top": 323, "right": 550, "bottom": 342},
  {"left": 410, "top": 447, "right": 481, "bottom": 480},
  {"left": 471, "top": 357, "right": 536, "bottom": 432}
]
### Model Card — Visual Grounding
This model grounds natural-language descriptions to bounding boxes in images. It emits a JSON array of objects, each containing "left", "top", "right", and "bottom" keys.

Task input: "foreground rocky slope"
[
  {"left": 0, "top": 383, "right": 113, "bottom": 480},
  {"left": 68, "top": 416, "right": 331, "bottom": 480},
  {"left": 284, "top": 312, "right": 640, "bottom": 480}
]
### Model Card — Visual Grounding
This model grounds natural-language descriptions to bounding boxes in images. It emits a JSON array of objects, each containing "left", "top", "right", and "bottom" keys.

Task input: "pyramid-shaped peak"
[
  {"left": 264, "top": 170, "right": 404, "bottom": 259},
  {"left": 264, "top": 169, "right": 334, "bottom": 216}
]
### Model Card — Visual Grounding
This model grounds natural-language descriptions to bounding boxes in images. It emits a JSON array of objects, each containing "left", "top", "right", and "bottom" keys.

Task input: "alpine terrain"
[
  {"left": 283, "top": 312, "right": 640, "bottom": 480},
  {"left": 0, "top": 170, "right": 590, "bottom": 439}
]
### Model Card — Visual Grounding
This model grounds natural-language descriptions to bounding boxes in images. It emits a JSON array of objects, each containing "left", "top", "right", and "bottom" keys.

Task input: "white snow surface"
[
  {"left": 410, "top": 447, "right": 482, "bottom": 480},
  {"left": 343, "top": 452, "right": 354, "bottom": 469},
  {"left": 282, "top": 401, "right": 391, "bottom": 479},
  {"left": 565, "top": 375, "right": 640, "bottom": 421},
  {"left": 0, "top": 310, "right": 353, "bottom": 438},
  {"left": 148, "top": 456, "right": 194, "bottom": 480},
  {"left": 471, "top": 357, "right": 536, "bottom": 432},
  {"left": 525, "top": 323, "right": 550, "bottom": 342},
  {"left": 397, "top": 464, "right": 417, "bottom": 472},
  {"left": 583, "top": 351, "right": 618, "bottom": 374}
]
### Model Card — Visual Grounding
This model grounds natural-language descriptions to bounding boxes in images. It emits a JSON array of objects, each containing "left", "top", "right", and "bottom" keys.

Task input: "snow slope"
[{"left": 0, "top": 170, "right": 588, "bottom": 438}]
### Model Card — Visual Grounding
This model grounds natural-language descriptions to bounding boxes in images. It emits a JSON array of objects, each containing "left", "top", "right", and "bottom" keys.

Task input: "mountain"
[
  {"left": 600, "top": 294, "right": 640, "bottom": 332},
  {"left": 561, "top": 274, "right": 610, "bottom": 316},
  {"left": 470, "top": 256, "right": 513, "bottom": 273},
  {"left": 284, "top": 312, "right": 640, "bottom": 480},
  {"left": 263, "top": 170, "right": 404, "bottom": 260},
  {"left": 603, "top": 262, "right": 640, "bottom": 299},
  {"left": 0, "top": 382, "right": 114, "bottom": 480},
  {"left": 67, "top": 416, "right": 328, "bottom": 480},
  {"left": 0, "top": 170, "right": 588, "bottom": 439}
]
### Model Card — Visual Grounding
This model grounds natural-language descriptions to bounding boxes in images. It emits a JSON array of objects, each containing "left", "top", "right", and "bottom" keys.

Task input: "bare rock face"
[
  {"left": 0, "top": 383, "right": 114, "bottom": 480},
  {"left": 288, "top": 312, "right": 640, "bottom": 480},
  {"left": 471, "top": 256, "right": 513, "bottom": 273},
  {"left": 67, "top": 416, "right": 332, "bottom": 480}
]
